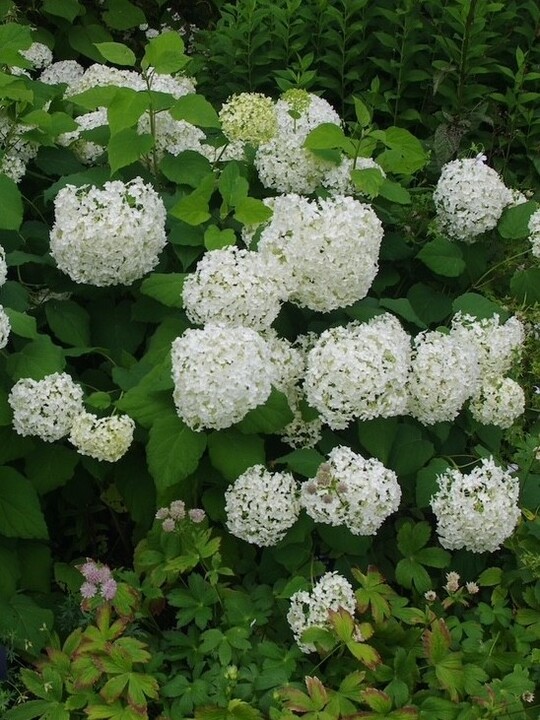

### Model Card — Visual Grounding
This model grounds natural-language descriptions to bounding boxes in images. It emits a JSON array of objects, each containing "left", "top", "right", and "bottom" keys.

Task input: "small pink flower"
[
  {"left": 169, "top": 500, "right": 186, "bottom": 520},
  {"left": 162, "top": 517, "right": 176, "bottom": 532},
  {"left": 189, "top": 508, "right": 206, "bottom": 523},
  {"left": 80, "top": 581, "right": 97, "bottom": 599},
  {"left": 101, "top": 578, "right": 118, "bottom": 601}
]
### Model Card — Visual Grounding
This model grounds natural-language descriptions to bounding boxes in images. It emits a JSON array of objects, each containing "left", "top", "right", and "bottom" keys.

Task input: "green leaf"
[
  {"left": 0, "top": 544, "right": 20, "bottom": 598},
  {"left": 275, "top": 448, "right": 326, "bottom": 478},
  {"left": 25, "top": 445, "right": 79, "bottom": 495},
  {"left": 103, "top": 0, "right": 146, "bottom": 30},
  {"left": 357, "top": 417, "right": 398, "bottom": 464},
  {"left": 207, "top": 430, "right": 265, "bottom": 481},
  {"left": 160, "top": 151, "right": 212, "bottom": 188},
  {"left": 107, "top": 89, "right": 149, "bottom": 134},
  {"left": 378, "top": 179, "right": 411, "bottom": 204},
  {"left": 415, "top": 546, "right": 451, "bottom": 568},
  {"left": 3, "top": 309, "right": 38, "bottom": 339},
  {"left": 395, "top": 557, "right": 431, "bottom": 592},
  {"left": 0, "top": 468, "right": 48, "bottom": 539},
  {"left": 3, "top": 699, "right": 56, "bottom": 719},
  {"left": 95, "top": 42, "right": 136, "bottom": 66},
  {"left": 510, "top": 268, "right": 540, "bottom": 305},
  {"left": 6, "top": 336, "right": 65, "bottom": 381},
  {"left": 303, "top": 123, "right": 353, "bottom": 152},
  {"left": 142, "top": 31, "right": 188, "bottom": 74},
  {"left": 0, "top": 24, "right": 31, "bottom": 66},
  {"left": 407, "top": 283, "right": 452, "bottom": 325},
  {"left": 43, "top": 0, "right": 83, "bottom": 21},
  {"left": 353, "top": 96, "right": 372, "bottom": 127},
  {"left": 374, "top": 127, "right": 428, "bottom": 175},
  {"left": 147, "top": 413, "right": 207, "bottom": 493},
  {"left": 388, "top": 423, "right": 434, "bottom": 475},
  {"left": 497, "top": 200, "right": 536, "bottom": 239},
  {"left": 0, "top": 173, "right": 23, "bottom": 230},
  {"left": 204, "top": 225, "right": 237, "bottom": 250},
  {"left": 140, "top": 273, "right": 187, "bottom": 308},
  {"left": 0, "top": 594, "right": 54, "bottom": 653},
  {"left": 416, "top": 237, "right": 465, "bottom": 277},
  {"left": 170, "top": 94, "right": 220, "bottom": 128},
  {"left": 108, "top": 128, "right": 153, "bottom": 174},
  {"left": 379, "top": 298, "right": 426, "bottom": 328},
  {"left": 416, "top": 459, "right": 450, "bottom": 508},
  {"left": 170, "top": 174, "right": 215, "bottom": 225},
  {"left": 477, "top": 567, "right": 502, "bottom": 586},
  {"left": 234, "top": 197, "right": 273, "bottom": 225},
  {"left": 452, "top": 293, "right": 507, "bottom": 320},
  {"left": 69, "top": 24, "right": 114, "bottom": 62},
  {"left": 45, "top": 300, "right": 91, "bottom": 347},
  {"left": 350, "top": 168, "right": 385, "bottom": 198},
  {"left": 236, "top": 388, "right": 293, "bottom": 434}
]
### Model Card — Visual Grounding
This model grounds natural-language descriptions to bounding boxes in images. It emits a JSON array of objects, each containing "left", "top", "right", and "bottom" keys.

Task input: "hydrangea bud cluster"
[
  {"left": 407, "top": 329, "right": 480, "bottom": 425},
  {"left": 433, "top": 156, "right": 513, "bottom": 242},
  {"left": 224, "top": 465, "right": 300, "bottom": 546},
  {"left": 528, "top": 207, "right": 540, "bottom": 258},
  {"left": 219, "top": 92, "right": 277, "bottom": 145},
  {"left": 78, "top": 559, "right": 117, "bottom": 602},
  {"left": 301, "top": 447, "right": 401, "bottom": 535},
  {"left": 50, "top": 177, "right": 167, "bottom": 286},
  {"left": 0, "top": 305, "right": 11, "bottom": 349},
  {"left": 287, "top": 572, "right": 356, "bottom": 653},
  {"left": 430, "top": 457, "right": 521, "bottom": 552},
  {"left": 254, "top": 91, "right": 350, "bottom": 194},
  {"left": 305, "top": 314, "right": 411, "bottom": 429},
  {"left": 182, "top": 246, "right": 289, "bottom": 330},
  {"left": 171, "top": 324, "right": 273, "bottom": 431},
  {"left": 253, "top": 194, "right": 383, "bottom": 312},
  {"left": 155, "top": 500, "right": 206, "bottom": 532},
  {"left": 8, "top": 373, "right": 84, "bottom": 442},
  {"left": 69, "top": 412, "right": 135, "bottom": 462}
]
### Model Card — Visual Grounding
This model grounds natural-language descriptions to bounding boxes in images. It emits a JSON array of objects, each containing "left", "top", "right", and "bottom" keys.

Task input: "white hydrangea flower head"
[
  {"left": 137, "top": 112, "right": 211, "bottom": 163},
  {"left": 219, "top": 92, "right": 277, "bottom": 145},
  {"left": 0, "top": 112, "right": 39, "bottom": 183},
  {"left": 182, "top": 246, "right": 289, "bottom": 330},
  {"left": 301, "top": 446, "right": 401, "bottom": 535},
  {"left": 254, "top": 91, "right": 345, "bottom": 195},
  {"left": 263, "top": 331, "right": 323, "bottom": 449},
  {"left": 469, "top": 376, "right": 525, "bottom": 429},
  {"left": 8, "top": 372, "right": 84, "bottom": 442},
  {"left": 50, "top": 177, "right": 167, "bottom": 286},
  {"left": 66, "top": 64, "right": 144, "bottom": 96},
  {"left": 433, "top": 156, "right": 513, "bottom": 242},
  {"left": 528, "top": 207, "right": 540, "bottom": 258},
  {"left": 287, "top": 572, "right": 356, "bottom": 653},
  {"left": 69, "top": 412, "right": 135, "bottom": 462},
  {"left": 224, "top": 464, "right": 300, "bottom": 546},
  {"left": 430, "top": 457, "right": 521, "bottom": 552},
  {"left": 305, "top": 314, "right": 411, "bottom": 429},
  {"left": 451, "top": 313, "right": 524, "bottom": 377},
  {"left": 0, "top": 305, "right": 11, "bottom": 349},
  {"left": 407, "top": 329, "right": 480, "bottom": 425},
  {"left": 171, "top": 324, "right": 274, "bottom": 431},
  {"left": 321, "top": 156, "right": 386, "bottom": 196},
  {"left": 39, "top": 60, "right": 85, "bottom": 87},
  {"left": 149, "top": 72, "right": 197, "bottom": 98},
  {"left": 255, "top": 193, "right": 383, "bottom": 312},
  {"left": 57, "top": 109, "right": 108, "bottom": 165},
  {"left": 20, "top": 42, "right": 53, "bottom": 70},
  {"left": 0, "top": 245, "right": 7, "bottom": 286}
]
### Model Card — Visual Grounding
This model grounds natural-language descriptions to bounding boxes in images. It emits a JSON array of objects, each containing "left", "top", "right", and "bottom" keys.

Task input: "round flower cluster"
[
  {"left": 171, "top": 324, "right": 273, "bottom": 431},
  {"left": 254, "top": 91, "right": 349, "bottom": 194},
  {"left": 224, "top": 465, "right": 300, "bottom": 546},
  {"left": 0, "top": 305, "right": 11, "bottom": 349},
  {"left": 0, "top": 245, "right": 7, "bottom": 286},
  {"left": 50, "top": 177, "right": 167, "bottom": 286},
  {"left": 39, "top": 60, "right": 84, "bottom": 87},
  {"left": 219, "top": 92, "right": 277, "bottom": 145},
  {"left": 287, "top": 572, "right": 356, "bottom": 653},
  {"left": 451, "top": 313, "right": 524, "bottom": 377},
  {"left": 182, "top": 246, "right": 289, "bottom": 330},
  {"left": 469, "top": 376, "right": 525, "bottom": 429},
  {"left": 58, "top": 109, "right": 108, "bottom": 164},
  {"left": 304, "top": 314, "right": 411, "bottom": 429},
  {"left": 407, "top": 329, "right": 480, "bottom": 425},
  {"left": 137, "top": 112, "right": 210, "bottom": 163},
  {"left": 301, "top": 447, "right": 401, "bottom": 535},
  {"left": 528, "top": 208, "right": 540, "bottom": 258},
  {"left": 0, "top": 112, "right": 38, "bottom": 183},
  {"left": 66, "top": 63, "right": 196, "bottom": 99},
  {"left": 321, "top": 156, "right": 386, "bottom": 196},
  {"left": 20, "top": 42, "right": 53, "bottom": 70},
  {"left": 254, "top": 194, "right": 383, "bottom": 312},
  {"left": 155, "top": 500, "right": 206, "bottom": 532},
  {"left": 69, "top": 412, "right": 135, "bottom": 462},
  {"left": 78, "top": 559, "right": 117, "bottom": 602},
  {"left": 433, "top": 155, "right": 513, "bottom": 242},
  {"left": 8, "top": 372, "right": 84, "bottom": 442},
  {"left": 430, "top": 457, "right": 521, "bottom": 553}
]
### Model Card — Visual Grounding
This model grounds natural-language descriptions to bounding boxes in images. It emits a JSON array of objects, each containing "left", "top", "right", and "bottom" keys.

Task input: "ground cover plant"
[{"left": 0, "top": 1, "right": 539, "bottom": 719}]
